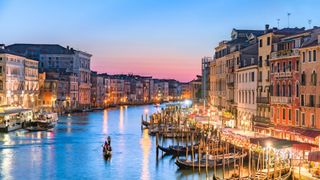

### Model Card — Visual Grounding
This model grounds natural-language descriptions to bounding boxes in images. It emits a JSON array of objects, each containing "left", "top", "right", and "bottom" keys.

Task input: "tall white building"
[
  {"left": 0, "top": 45, "right": 39, "bottom": 109},
  {"left": 6, "top": 44, "right": 92, "bottom": 109}
]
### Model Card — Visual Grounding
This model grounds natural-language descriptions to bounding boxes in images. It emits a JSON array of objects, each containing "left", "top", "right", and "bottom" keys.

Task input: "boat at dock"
[
  {"left": 158, "top": 144, "right": 199, "bottom": 156},
  {"left": 175, "top": 152, "right": 247, "bottom": 169},
  {"left": 0, "top": 107, "right": 33, "bottom": 132},
  {"left": 25, "top": 112, "right": 58, "bottom": 132}
]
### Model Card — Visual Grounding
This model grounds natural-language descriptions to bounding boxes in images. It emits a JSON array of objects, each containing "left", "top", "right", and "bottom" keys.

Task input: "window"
[
  {"left": 283, "top": 62, "right": 286, "bottom": 72},
  {"left": 295, "top": 109, "right": 299, "bottom": 125},
  {"left": 259, "top": 39, "right": 263, "bottom": 47},
  {"left": 296, "top": 82, "right": 299, "bottom": 97},
  {"left": 311, "top": 114, "right": 315, "bottom": 127},
  {"left": 270, "top": 83, "right": 273, "bottom": 96},
  {"left": 277, "top": 108, "right": 280, "bottom": 120},
  {"left": 301, "top": 95, "right": 305, "bottom": 106},
  {"left": 276, "top": 83, "right": 280, "bottom": 96},
  {"left": 301, "top": 72, "right": 306, "bottom": 85},
  {"left": 283, "top": 108, "right": 286, "bottom": 120},
  {"left": 296, "top": 61, "right": 299, "bottom": 71},
  {"left": 309, "top": 51, "right": 312, "bottom": 62},
  {"left": 288, "top": 109, "right": 292, "bottom": 121},
  {"left": 271, "top": 63, "right": 274, "bottom": 73},
  {"left": 259, "top": 56, "right": 262, "bottom": 67},
  {"left": 277, "top": 63, "right": 280, "bottom": 72},
  {"left": 288, "top": 61, "right": 292, "bottom": 72},
  {"left": 0, "top": 66, "right": 2, "bottom": 74},
  {"left": 282, "top": 83, "right": 286, "bottom": 96},
  {"left": 251, "top": 72, "right": 255, "bottom": 82},
  {"left": 302, "top": 113, "right": 305, "bottom": 126},
  {"left": 267, "top": 37, "right": 271, "bottom": 46},
  {"left": 0, "top": 80, "right": 2, "bottom": 90},
  {"left": 310, "top": 95, "right": 315, "bottom": 107},
  {"left": 303, "top": 52, "right": 306, "bottom": 62},
  {"left": 259, "top": 71, "right": 262, "bottom": 82},
  {"left": 311, "top": 71, "right": 317, "bottom": 86},
  {"left": 288, "top": 83, "right": 292, "bottom": 97},
  {"left": 0, "top": 57, "right": 2, "bottom": 61}
]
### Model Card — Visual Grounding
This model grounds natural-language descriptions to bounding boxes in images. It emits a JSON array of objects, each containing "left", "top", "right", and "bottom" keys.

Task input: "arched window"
[
  {"left": 311, "top": 71, "right": 317, "bottom": 86},
  {"left": 252, "top": 91, "right": 255, "bottom": 104},
  {"left": 296, "top": 82, "right": 299, "bottom": 97},
  {"left": 282, "top": 82, "right": 286, "bottom": 96},
  {"left": 288, "top": 82, "right": 292, "bottom": 97},
  {"left": 276, "top": 82, "right": 280, "bottom": 96},
  {"left": 301, "top": 71, "right": 306, "bottom": 85}
]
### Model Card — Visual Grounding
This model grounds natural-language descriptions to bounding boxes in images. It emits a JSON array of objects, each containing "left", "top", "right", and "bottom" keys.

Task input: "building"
[
  {"left": 181, "top": 82, "right": 191, "bottom": 100},
  {"left": 269, "top": 28, "right": 320, "bottom": 144},
  {"left": 153, "top": 80, "right": 169, "bottom": 102},
  {"left": 202, "top": 57, "right": 212, "bottom": 104},
  {"left": 190, "top": 76, "right": 202, "bottom": 103},
  {"left": 6, "top": 44, "right": 92, "bottom": 109},
  {"left": 210, "top": 29, "right": 263, "bottom": 127},
  {"left": 0, "top": 45, "right": 39, "bottom": 110},
  {"left": 236, "top": 43, "right": 259, "bottom": 130},
  {"left": 254, "top": 25, "right": 305, "bottom": 134},
  {"left": 91, "top": 71, "right": 105, "bottom": 108}
]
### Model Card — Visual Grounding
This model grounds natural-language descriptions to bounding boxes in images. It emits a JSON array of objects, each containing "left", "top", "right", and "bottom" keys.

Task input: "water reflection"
[
  {"left": 103, "top": 110, "right": 108, "bottom": 134},
  {"left": 119, "top": 106, "right": 124, "bottom": 133},
  {"left": 140, "top": 130, "right": 151, "bottom": 180}
]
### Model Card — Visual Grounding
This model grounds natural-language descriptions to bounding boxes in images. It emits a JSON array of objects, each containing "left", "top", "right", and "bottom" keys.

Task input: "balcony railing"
[
  {"left": 270, "top": 96, "right": 292, "bottom": 104},
  {"left": 272, "top": 71, "right": 292, "bottom": 78},
  {"left": 254, "top": 116, "right": 271, "bottom": 124},
  {"left": 256, "top": 97, "right": 269, "bottom": 104},
  {"left": 271, "top": 49, "right": 300, "bottom": 60}
]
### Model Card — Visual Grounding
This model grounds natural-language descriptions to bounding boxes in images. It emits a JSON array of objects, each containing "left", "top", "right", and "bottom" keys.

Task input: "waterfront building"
[
  {"left": 190, "top": 75, "right": 202, "bottom": 103},
  {"left": 6, "top": 44, "right": 92, "bottom": 109},
  {"left": 210, "top": 29, "right": 263, "bottom": 127},
  {"left": 153, "top": 79, "right": 169, "bottom": 102},
  {"left": 254, "top": 25, "right": 305, "bottom": 134},
  {"left": 201, "top": 57, "right": 212, "bottom": 105},
  {"left": 0, "top": 45, "right": 39, "bottom": 110},
  {"left": 299, "top": 30, "right": 320, "bottom": 145},
  {"left": 181, "top": 82, "right": 191, "bottom": 100},
  {"left": 91, "top": 71, "right": 105, "bottom": 108},
  {"left": 168, "top": 79, "right": 182, "bottom": 101},
  {"left": 236, "top": 43, "right": 259, "bottom": 130},
  {"left": 269, "top": 28, "right": 320, "bottom": 144}
]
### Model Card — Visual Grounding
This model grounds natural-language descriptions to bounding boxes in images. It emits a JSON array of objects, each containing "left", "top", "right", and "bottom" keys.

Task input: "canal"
[{"left": 0, "top": 104, "right": 247, "bottom": 179}]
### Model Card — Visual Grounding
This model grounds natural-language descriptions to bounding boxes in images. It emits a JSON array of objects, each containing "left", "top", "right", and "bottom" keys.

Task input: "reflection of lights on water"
[
  {"left": 140, "top": 130, "right": 151, "bottom": 180},
  {"left": 67, "top": 121, "right": 72, "bottom": 133},
  {"left": 103, "top": 110, "right": 108, "bottom": 134},
  {"left": 119, "top": 107, "right": 124, "bottom": 132},
  {"left": 1, "top": 149, "right": 13, "bottom": 179}
]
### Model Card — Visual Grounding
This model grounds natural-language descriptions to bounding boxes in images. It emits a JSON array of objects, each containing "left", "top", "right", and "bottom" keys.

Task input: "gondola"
[
  {"left": 175, "top": 158, "right": 235, "bottom": 169},
  {"left": 158, "top": 144, "right": 199, "bottom": 156},
  {"left": 103, "top": 145, "right": 112, "bottom": 159}
]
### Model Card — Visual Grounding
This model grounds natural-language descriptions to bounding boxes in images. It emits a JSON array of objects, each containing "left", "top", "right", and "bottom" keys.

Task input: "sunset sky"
[{"left": 1, "top": 0, "right": 319, "bottom": 82}]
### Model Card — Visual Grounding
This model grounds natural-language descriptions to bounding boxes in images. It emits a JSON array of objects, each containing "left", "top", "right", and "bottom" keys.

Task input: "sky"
[{"left": 1, "top": 0, "right": 320, "bottom": 82}]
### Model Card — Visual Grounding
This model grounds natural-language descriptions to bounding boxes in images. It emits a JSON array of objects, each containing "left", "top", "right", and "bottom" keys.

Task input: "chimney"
[
  {"left": 0, "top": 44, "right": 5, "bottom": 49},
  {"left": 265, "top": 24, "right": 270, "bottom": 34}
]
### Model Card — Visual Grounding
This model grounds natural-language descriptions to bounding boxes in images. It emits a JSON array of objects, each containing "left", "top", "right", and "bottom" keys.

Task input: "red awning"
[
  {"left": 274, "top": 125, "right": 320, "bottom": 139},
  {"left": 292, "top": 143, "right": 318, "bottom": 151},
  {"left": 308, "top": 151, "right": 320, "bottom": 162}
]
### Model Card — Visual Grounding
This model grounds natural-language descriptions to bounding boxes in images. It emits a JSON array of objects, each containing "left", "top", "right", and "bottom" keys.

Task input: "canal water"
[{"left": 0, "top": 104, "right": 247, "bottom": 180}]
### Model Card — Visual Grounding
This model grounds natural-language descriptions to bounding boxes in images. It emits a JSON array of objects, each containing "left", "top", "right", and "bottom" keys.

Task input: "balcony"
[
  {"left": 227, "top": 82, "right": 234, "bottom": 87},
  {"left": 271, "top": 49, "right": 300, "bottom": 60},
  {"left": 254, "top": 116, "right": 271, "bottom": 124},
  {"left": 256, "top": 97, "right": 269, "bottom": 104},
  {"left": 228, "top": 67, "right": 234, "bottom": 73},
  {"left": 272, "top": 71, "right": 292, "bottom": 78},
  {"left": 270, "top": 96, "right": 292, "bottom": 104}
]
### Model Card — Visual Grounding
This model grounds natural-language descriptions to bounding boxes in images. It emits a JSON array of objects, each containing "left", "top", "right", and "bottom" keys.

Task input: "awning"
[
  {"left": 274, "top": 125, "right": 320, "bottom": 139},
  {"left": 292, "top": 143, "right": 318, "bottom": 151},
  {"left": 308, "top": 151, "right": 320, "bottom": 162}
]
